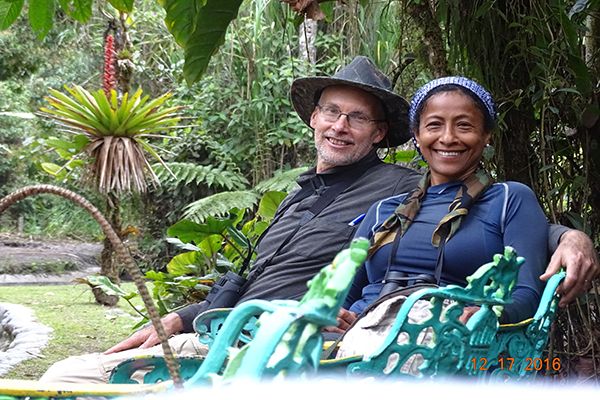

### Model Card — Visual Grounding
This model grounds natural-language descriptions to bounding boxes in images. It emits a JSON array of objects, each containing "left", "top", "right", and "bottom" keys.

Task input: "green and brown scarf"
[{"left": 368, "top": 168, "right": 494, "bottom": 258}]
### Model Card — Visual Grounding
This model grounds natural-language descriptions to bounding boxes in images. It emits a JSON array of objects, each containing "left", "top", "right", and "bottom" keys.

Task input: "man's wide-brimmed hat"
[{"left": 290, "top": 56, "right": 411, "bottom": 147}]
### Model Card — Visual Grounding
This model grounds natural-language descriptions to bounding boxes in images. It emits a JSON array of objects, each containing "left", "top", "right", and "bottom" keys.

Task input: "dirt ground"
[{"left": 0, "top": 233, "right": 101, "bottom": 284}]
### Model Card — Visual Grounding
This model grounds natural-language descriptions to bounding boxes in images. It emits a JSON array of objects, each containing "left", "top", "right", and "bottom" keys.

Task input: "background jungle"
[{"left": 0, "top": 0, "right": 598, "bottom": 381}]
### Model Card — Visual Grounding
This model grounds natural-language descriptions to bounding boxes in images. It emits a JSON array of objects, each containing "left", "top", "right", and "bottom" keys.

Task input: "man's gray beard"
[{"left": 316, "top": 146, "right": 360, "bottom": 168}]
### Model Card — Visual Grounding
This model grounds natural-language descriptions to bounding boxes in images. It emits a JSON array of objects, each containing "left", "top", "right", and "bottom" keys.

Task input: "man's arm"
[
  {"left": 104, "top": 312, "right": 183, "bottom": 354},
  {"left": 542, "top": 226, "right": 600, "bottom": 307}
]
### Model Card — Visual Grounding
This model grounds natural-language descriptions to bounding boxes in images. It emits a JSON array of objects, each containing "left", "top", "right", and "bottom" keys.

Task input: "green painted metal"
[
  {"left": 182, "top": 237, "right": 371, "bottom": 386},
  {"left": 109, "top": 356, "right": 204, "bottom": 384},
  {"left": 346, "top": 247, "right": 565, "bottom": 380},
  {"left": 107, "top": 245, "right": 566, "bottom": 386}
]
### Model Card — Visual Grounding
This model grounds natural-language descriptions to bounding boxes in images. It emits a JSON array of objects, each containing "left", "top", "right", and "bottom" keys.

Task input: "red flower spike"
[{"left": 103, "top": 34, "right": 117, "bottom": 98}]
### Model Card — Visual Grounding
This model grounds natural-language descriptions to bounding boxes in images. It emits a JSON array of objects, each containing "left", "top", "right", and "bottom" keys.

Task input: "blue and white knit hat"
[{"left": 409, "top": 76, "right": 497, "bottom": 130}]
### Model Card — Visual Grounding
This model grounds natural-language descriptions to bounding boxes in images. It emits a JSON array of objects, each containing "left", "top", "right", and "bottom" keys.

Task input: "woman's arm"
[{"left": 500, "top": 182, "right": 549, "bottom": 323}]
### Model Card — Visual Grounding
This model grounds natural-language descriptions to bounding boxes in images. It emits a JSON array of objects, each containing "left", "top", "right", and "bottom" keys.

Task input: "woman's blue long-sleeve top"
[{"left": 343, "top": 181, "right": 548, "bottom": 324}]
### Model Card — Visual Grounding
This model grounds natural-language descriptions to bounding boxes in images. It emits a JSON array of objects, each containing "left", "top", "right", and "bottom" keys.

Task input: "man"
[{"left": 41, "top": 56, "right": 599, "bottom": 383}]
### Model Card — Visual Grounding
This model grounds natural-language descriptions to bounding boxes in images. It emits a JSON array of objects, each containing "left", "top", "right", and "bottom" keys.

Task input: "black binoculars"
[
  {"left": 204, "top": 271, "right": 247, "bottom": 309},
  {"left": 379, "top": 271, "right": 436, "bottom": 298}
]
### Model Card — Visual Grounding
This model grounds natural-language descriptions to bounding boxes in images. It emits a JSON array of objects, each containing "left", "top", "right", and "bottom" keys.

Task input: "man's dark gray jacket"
[{"left": 176, "top": 151, "right": 421, "bottom": 331}]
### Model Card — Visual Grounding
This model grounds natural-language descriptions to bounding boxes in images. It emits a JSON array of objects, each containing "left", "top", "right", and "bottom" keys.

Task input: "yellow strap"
[
  {"left": 499, "top": 318, "right": 533, "bottom": 329},
  {"left": 0, "top": 379, "right": 171, "bottom": 398}
]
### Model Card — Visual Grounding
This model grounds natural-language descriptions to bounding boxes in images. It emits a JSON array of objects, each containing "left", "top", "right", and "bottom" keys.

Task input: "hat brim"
[{"left": 290, "top": 76, "right": 411, "bottom": 147}]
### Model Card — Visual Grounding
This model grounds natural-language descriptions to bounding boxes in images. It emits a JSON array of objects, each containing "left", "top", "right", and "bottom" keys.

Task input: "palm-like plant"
[{"left": 40, "top": 85, "right": 181, "bottom": 193}]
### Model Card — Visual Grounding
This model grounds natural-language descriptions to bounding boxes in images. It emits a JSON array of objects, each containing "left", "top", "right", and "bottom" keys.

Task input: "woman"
[{"left": 342, "top": 76, "right": 548, "bottom": 325}]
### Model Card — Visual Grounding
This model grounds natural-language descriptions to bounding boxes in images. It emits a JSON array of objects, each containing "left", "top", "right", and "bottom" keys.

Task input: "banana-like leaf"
[
  {"left": 161, "top": 0, "right": 243, "bottom": 85},
  {"left": 161, "top": 0, "right": 198, "bottom": 47}
]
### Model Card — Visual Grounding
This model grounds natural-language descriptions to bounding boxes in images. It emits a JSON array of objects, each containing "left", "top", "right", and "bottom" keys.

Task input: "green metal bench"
[
  {"left": 109, "top": 238, "right": 371, "bottom": 385},
  {"left": 342, "top": 247, "right": 565, "bottom": 379},
  {"left": 0, "top": 240, "right": 564, "bottom": 398},
  {"left": 110, "top": 244, "right": 565, "bottom": 384}
]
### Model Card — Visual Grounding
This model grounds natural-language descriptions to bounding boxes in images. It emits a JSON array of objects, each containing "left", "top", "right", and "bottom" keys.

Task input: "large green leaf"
[
  {"left": 28, "top": 0, "right": 54, "bottom": 39},
  {"left": 167, "top": 217, "right": 236, "bottom": 243},
  {"left": 0, "top": 0, "right": 24, "bottom": 29},
  {"left": 179, "top": 0, "right": 244, "bottom": 85},
  {"left": 107, "top": 0, "right": 133, "bottom": 12},
  {"left": 85, "top": 275, "right": 137, "bottom": 300},
  {"left": 257, "top": 191, "right": 286, "bottom": 220},
  {"left": 198, "top": 234, "right": 223, "bottom": 258},
  {"left": 167, "top": 251, "right": 201, "bottom": 275},
  {"left": 40, "top": 162, "right": 65, "bottom": 177},
  {"left": 57, "top": 0, "right": 92, "bottom": 22},
  {"left": 161, "top": 0, "right": 200, "bottom": 47}
]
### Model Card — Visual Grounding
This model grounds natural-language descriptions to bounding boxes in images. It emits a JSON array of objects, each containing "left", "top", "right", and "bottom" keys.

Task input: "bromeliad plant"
[{"left": 39, "top": 86, "right": 182, "bottom": 193}]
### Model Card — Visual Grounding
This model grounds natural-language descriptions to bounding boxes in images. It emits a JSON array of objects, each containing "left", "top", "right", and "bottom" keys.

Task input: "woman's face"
[{"left": 415, "top": 90, "right": 491, "bottom": 185}]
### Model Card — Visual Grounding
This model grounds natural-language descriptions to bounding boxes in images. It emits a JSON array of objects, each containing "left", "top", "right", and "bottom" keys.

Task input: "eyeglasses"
[{"left": 316, "top": 104, "right": 385, "bottom": 129}]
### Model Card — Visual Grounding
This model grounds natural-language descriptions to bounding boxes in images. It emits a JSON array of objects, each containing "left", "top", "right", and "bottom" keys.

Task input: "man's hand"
[
  {"left": 323, "top": 308, "right": 357, "bottom": 334},
  {"left": 103, "top": 313, "right": 184, "bottom": 354},
  {"left": 540, "top": 230, "right": 600, "bottom": 307}
]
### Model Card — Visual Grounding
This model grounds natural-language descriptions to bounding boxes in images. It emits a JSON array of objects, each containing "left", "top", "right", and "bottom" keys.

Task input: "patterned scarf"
[{"left": 368, "top": 168, "right": 494, "bottom": 257}]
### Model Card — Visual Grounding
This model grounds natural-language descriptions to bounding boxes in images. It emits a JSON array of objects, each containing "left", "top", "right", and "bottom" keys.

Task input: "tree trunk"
[
  {"left": 299, "top": 18, "right": 317, "bottom": 66},
  {"left": 499, "top": 108, "right": 536, "bottom": 186},
  {"left": 96, "top": 193, "right": 121, "bottom": 306},
  {"left": 582, "top": 11, "right": 600, "bottom": 238},
  {"left": 405, "top": 0, "right": 449, "bottom": 77}
]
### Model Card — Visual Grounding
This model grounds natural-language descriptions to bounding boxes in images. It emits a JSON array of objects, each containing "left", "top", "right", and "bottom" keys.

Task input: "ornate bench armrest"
[
  {"left": 346, "top": 247, "right": 527, "bottom": 378},
  {"left": 110, "top": 355, "right": 204, "bottom": 384},
  {"left": 194, "top": 307, "right": 261, "bottom": 346}
]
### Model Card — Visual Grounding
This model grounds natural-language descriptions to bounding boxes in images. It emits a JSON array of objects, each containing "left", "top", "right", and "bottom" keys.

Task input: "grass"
[{"left": 0, "top": 283, "right": 146, "bottom": 380}]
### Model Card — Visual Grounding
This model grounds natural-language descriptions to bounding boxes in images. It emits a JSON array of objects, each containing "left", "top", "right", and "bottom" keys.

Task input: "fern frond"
[
  {"left": 154, "top": 162, "right": 249, "bottom": 190},
  {"left": 183, "top": 190, "right": 259, "bottom": 223},
  {"left": 254, "top": 166, "right": 308, "bottom": 194}
]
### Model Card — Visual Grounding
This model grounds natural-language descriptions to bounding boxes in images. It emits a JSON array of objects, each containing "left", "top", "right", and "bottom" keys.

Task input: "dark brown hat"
[{"left": 290, "top": 56, "right": 410, "bottom": 147}]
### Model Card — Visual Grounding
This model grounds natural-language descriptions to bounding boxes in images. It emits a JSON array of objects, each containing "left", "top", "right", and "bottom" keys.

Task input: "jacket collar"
[{"left": 297, "top": 151, "right": 382, "bottom": 187}]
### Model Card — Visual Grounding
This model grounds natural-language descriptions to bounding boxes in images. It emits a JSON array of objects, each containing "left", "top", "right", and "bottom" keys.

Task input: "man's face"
[{"left": 310, "top": 85, "right": 387, "bottom": 173}]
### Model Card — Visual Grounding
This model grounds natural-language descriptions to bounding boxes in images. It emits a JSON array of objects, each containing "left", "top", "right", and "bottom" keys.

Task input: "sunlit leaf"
[
  {"left": 257, "top": 191, "right": 286, "bottom": 219},
  {"left": 107, "top": 0, "right": 133, "bottom": 12},
  {"left": 166, "top": 237, "right": 201, "bottom": 251},
  {"left": 28, "top": 0, "right": 54, "bottom": 39},
  {"left": 0, "top": 0, "right": 24, "bottom": 29},
  {"left": 40, "top": 162, "right": 63, "bottom": 176},
  {"left": 167, "top": 217, "right": 235, "bottom": 243},
  {"left": 198, "top": 234, "right": 223, "bottom": 258},
  {"left": 167, "top": 251, "right": 202, "bottom": 275}
]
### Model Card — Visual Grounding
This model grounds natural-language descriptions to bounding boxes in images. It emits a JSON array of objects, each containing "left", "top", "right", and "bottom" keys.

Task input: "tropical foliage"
[
  {"left": 0, "top": 0, "right": 245, "bottom": 84},
  {"left": 1, "top": 0, "right": 598, "bottom": 380},
  {"left": 40, "top": 86, "right": 181, "bottom": 193}
]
